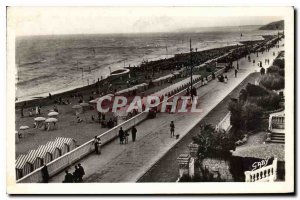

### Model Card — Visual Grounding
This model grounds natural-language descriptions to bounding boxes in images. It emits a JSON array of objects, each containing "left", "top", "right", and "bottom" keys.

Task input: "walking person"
[
  {"left": 41, "top": 164, "right": 49, "bottom": 183},
  {"left": 170, "top": 121, "right": 175, "bottom": 138},
  {"left": 234, "top": 68, "right": 238, "bottom": 78},
  {"left": 97, "top": 137, "right": 102, "bottom": 154},
  {"left": 131, "top": 126, "right": 137, "bottom": 142},
  {"left": 119, "top": 127, "right": 125, "bottom": 144},
  {"left": 35, "top": 106, "right": 39, "bottom": 115},
  {"left": 124, "top": 131, "right": 129, "bottom": 144},
  {"left": 93, "top": 136, "right": 99, "bottom": 154},
  {"left": 77, "top": 163, "right": 85, "bottom": 182}
]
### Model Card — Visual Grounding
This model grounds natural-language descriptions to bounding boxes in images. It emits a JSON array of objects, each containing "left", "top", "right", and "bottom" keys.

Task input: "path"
[{"left": 49, "top": 40, "right": 284, "bottom": 183}]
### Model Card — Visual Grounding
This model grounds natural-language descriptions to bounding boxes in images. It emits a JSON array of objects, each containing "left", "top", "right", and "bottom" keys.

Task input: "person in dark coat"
[
  {"left": 131, "top": 126, "right": 137, "bottom": 142},
  {"left": 119, "top": 127, "right": 125, "bottom": 144},
  {"left": 260, "top": 67, "right": 265, "bottom": 75},
  {"left": 170, "top": 121, "right": 175, "bottom": 138},
  {"left": 41, "top": 164, "right": 49, "bottom": 183},
  {"left": 234, "top": 68, "right": 238, "bottom": 78},
  {"left": 77, "top": 163, "right": 85, "bottom": 182},
  {"left": 73, "top": 165, "right": 80, "bottom": 182},
  {"left": 93, "top": 136, "right": 99, "bottom": 154},
  {"left": 63, "top": 170, "right": 74, "bottom": 183}
]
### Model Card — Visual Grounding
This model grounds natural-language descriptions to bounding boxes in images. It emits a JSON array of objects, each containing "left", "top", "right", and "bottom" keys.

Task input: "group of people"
[
  {"left": 217, "top": 74, "right": 228, "bottom": 83},
  {"left": 25, "top": 105, "right": 41, "bottom": 117},
  {"left": 264, "top": 58, "right": 271, "bottom": 65},
  {"left": 118, "top": 126, "right": 137, "bottom": 144},
  {"left": 54, "top": 97, "right": 70, "bottom": 105},
  {"left": 63, "top": 163, "right": 85, "bottom": 183},
  {"left": 186, "top": 87, "right": 197, "bottom": 98}
]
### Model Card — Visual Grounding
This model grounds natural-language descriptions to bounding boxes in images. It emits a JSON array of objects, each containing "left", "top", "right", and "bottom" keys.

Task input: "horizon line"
[{"left": 15, "top": 23, "right": 267, "bottom": 38}]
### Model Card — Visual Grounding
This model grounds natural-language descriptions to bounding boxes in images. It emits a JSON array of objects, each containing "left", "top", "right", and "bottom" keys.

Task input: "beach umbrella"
[
  {"left": 34, "top": 117, "right": 46, "bottom": 129},
  {"left": 45, "top": 118, "right": 58, "bottom": 123},
  {"left": 72, "top": 105, "right": 82, "bottom": 109},
  {"left": 80, "top": 102, "right": 89, "bottom": 107},
  {"left": 48, "top": 111, "right": 59, "bottom": 117},
  {"left": 34, "top": 117, "right": 46, "bottom": 121},
  {"left": 80, "top": 102, "right": 90, "bottom": 112},
  {"left": 72, "top": 105, "right": 83, "bottom": 115},
  {"left": 20, "top": 125, "right": 29, "bottom": 130},
  {"left": 19, "top": 126, "right": 29, "bottom": 138},
  {"left": 45, "top": 118, "right": 58, "bottom": 131}
]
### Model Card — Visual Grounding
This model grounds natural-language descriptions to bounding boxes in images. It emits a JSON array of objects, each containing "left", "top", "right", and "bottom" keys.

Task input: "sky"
[{"left": 7, "top": 7, "right": 284, "bottom": 36}]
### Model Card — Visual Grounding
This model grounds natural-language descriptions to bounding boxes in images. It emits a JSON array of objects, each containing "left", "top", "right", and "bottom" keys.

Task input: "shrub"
[
  {"left": 267, "top": 65, "right": 284, "bottom": 76},
  {"left": 238, "top": 89, "right": 248, "bottom": 102},
  {"left": 245, "top": 83, "right": 269, "bottom": 97},
  {"left": 228, "top": 100, "right": 243, "bottom": 130},
  {"left": 248, "top": 93, "right": 281, "bottom": 111},
  {"left": 228, "top": 100, "right": 263, "bottom": 131},
  {"left": 241, "top": 102, "right": 263, "bottom": 131},
  {"left": 192, "top": 124, "right": 235, "bottom": 159},
  {"left": 260, "top": 74, "right": 284, "bottom": 90},
  {"left": 273, "top": 58, "right": 285, "bottom": 69}
]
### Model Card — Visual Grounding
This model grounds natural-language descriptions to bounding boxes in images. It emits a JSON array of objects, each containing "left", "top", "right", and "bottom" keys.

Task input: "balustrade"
[{"left": 245, "top": 158, "right": 277, "bottom": 182}]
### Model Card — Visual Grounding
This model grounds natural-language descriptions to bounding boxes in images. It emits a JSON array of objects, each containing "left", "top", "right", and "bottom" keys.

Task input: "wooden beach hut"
[
  {"left": 36, "top": 145, "right": 53, "bottom": 164},
  {"left": 15, "top": 154, "right": 33, "bottom": 179},
  {"left": 55, "top": 137, "right": 77, "bottom": 152},
  {"left": 46, "top": 141, "right": 62, "bottom": 159},
  {"left": 26, "top": 150, "right": 43, "bottom": 170}
]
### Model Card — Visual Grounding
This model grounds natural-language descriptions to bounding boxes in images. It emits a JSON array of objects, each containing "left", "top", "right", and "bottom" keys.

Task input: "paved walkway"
[
  {"left": 138, "top": 72, "right": 261, "bottom": 182},
  {"left": 50, "top": 40, "right": 284, "bottom": 183}
]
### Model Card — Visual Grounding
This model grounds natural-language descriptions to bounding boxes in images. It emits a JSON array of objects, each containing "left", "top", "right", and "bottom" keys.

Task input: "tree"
[
  {"left": 192, "top": 124, "right": 235, "bottom": 160},
  {"left": 228, "top": 100, "right": 263, "bottom": 132}
]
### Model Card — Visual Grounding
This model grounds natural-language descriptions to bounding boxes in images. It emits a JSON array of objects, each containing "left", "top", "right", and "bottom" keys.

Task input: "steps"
[{"left": 270, "top": 132, "right": 285, "bottom": 144}]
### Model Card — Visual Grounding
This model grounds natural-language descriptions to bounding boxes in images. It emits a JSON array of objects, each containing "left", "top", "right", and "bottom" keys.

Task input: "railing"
[
  {"left": 244, "top": 158, "right": 278, "bottom": 182},
  {"left": 17, "top": 111, "right": 148, "bottom": 183},
  {"left": 17, "top": 67, "right": 226, "bottom": 183},
  {"left": 269, "top": 115, "right": 285, "bottom": 131}
]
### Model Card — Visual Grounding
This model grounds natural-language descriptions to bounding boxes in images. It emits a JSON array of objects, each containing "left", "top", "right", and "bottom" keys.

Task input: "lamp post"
[{"left": 190, "top": 39, "right": 193, "bottom": 100}]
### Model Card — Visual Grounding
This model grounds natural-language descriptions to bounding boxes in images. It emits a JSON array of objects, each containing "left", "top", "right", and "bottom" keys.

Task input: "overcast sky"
[{"left": 8, "top": 7, "right": 284, "bottom": 36}]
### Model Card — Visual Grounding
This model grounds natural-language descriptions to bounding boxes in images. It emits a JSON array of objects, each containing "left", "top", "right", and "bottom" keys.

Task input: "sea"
[{"left": 15, "top": 26, "right": 277, "bottom": 102}]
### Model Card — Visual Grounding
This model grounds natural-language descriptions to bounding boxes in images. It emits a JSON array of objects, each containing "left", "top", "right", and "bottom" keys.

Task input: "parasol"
[
  {"left": 20, "top": 125, "right": 29, "bottom": 130},
  {"left": 45, "top": 118, "right": 58, "bottom": 123},
  {"left": 48, "top": 112, "right": 59, "bottom": 117},
  {"left": 34, "top": 117, "right": 46, "bottom": 121}
]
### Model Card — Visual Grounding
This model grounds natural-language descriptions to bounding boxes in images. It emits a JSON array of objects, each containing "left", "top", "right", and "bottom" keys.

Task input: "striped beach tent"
[
  {"left": 27, "top": 150, "right": 43, "bottom": 170},
  {"left": 55, "top": 137, "right": 76, "bottom": 152},
  {"left": 15, "top": 154, "right": 26, "bottom": 179},
  {"left": 52, "top": 140, "right": 67, "bottom": 156},
  {"left": 46, "top": 141, "right": 62, "bottom": 159},
  {"left": 15, "top": 154, "right": 33, "bottom": 179},
  {"left": 36, "top": 145, "right": 53, "bottom": 164}
]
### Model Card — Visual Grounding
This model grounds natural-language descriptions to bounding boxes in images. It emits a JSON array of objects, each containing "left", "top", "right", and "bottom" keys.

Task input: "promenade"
[{"left": 50, "top": 40, "right": 284, "bottom": 183}]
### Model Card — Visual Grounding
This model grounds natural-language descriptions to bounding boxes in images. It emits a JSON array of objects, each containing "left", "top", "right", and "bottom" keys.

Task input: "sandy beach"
[{"left": 15, "top": 35, "right": 279, "bottom": 158}]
